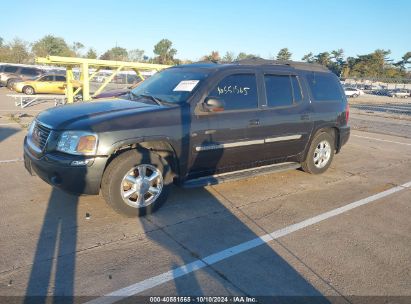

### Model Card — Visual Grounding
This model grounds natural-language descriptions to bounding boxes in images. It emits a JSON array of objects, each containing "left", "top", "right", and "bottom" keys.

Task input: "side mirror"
[{"left": 203, "top": 97, "right": 225, "bottom": 112}]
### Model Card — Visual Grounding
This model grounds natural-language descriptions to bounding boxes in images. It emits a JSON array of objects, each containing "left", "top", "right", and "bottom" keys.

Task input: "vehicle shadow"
[
  {"left": 0, "top": 126, "right": 19, "bottom": 144},
  {"left": 24, "top": 188, "right": 79, "bottom": 304},
  {"left": 140, "top": 187, "right": 331, "bottom": 303},
  {"left": 137, "top": 103, "right": 331, "bottom": 302}
]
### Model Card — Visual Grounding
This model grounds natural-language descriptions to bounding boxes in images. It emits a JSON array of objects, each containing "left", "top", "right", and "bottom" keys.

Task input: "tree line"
[
  {"left": 202, "top": 48, "right": 411, "bottom": 79},
  {"left": 0, "top": 35, "right": 410, "bottom": 79},
  {"left": 0, "top": 35, "right": 179, "bottom": 66}
]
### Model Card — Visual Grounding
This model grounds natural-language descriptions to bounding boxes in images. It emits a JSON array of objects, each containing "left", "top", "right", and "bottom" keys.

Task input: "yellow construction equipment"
[{"left": 35, "top": 56, "right": 171, "bottom": 103}]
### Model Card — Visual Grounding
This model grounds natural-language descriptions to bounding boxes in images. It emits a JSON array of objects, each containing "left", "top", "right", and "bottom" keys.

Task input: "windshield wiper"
[{"left": 129, "top": 92, "right": 164, "bottom": 106}]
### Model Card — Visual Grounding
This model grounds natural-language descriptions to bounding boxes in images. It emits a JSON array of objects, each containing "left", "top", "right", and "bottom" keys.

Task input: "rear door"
[
  {"left": 246, "top": 70, "right": 313, "bottom": 162},
  {"left": 189, "top": 71, "right": 262, "bottom": 177}
]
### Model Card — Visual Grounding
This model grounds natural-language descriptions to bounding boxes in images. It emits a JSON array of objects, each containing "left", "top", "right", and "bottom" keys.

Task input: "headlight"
[
  {"left": 27, "top": 120, "right": 36, "bottom": 135},
  {"left": 57, "top": 131, "right": 98, "bottom": 155}
]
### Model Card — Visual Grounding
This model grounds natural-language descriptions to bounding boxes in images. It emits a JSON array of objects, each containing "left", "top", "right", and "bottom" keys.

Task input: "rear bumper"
[
  {"left": 24, "top": 137, "right": 107, "bottom": 195},
  {"left": 337, "top": 125, "right": 350, "bottom": 152}
]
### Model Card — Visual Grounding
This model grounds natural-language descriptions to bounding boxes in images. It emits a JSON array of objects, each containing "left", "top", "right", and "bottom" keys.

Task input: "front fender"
[{"left": 104, "top": 135, "right": 176, "bottom": 156}]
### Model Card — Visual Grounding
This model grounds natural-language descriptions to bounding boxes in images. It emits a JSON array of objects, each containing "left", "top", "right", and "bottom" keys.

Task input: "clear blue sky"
[{"left": 1, "top": 0, "right": 410, "bottom": 61}]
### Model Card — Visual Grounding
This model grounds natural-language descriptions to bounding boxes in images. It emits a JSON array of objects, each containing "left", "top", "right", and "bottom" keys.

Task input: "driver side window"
[
  {"left": 40, "top": 75, "right": 54, "bottom": 82},
  {"left": 208, "top": 74, "right": 258, "bottom": 111}
]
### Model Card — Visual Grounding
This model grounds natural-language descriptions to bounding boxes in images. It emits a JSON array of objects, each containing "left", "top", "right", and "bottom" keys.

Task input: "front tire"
[
  {"left": 23, "top": 86, "right": 35, "bottom": 95},
  {"left": 302, "top": 131, "right": 335, "bottom": 174},
  {"left": 101, "top": 149, "right": 172, "bottom": 217}
]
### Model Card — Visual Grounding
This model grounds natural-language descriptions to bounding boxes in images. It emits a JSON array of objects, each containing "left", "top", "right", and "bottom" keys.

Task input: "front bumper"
[{"left": 24, "top": 137, "right": 107, "bottom": 195}]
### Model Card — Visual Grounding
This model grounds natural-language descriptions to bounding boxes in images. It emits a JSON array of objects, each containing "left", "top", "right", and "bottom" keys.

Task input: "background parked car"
[
  {"left": 0, "top": 65, "right": 44, "bottom": 87},
  {"left": 370, "top": 88, "right": 391, "bottom": 96},
  {"left": 388, "top": 89, "right": 409, "bottom": 98},
  {"left": 12, "top": 74, "right": 81, "bottom": 95},
  {"left": 344, "top": 87, "right": 364, "bottom": 98}
]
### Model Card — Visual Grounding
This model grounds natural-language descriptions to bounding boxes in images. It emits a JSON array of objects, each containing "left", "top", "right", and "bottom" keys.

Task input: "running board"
[{"left": 182, "top": 162, "right": 301, "bottom": 188}]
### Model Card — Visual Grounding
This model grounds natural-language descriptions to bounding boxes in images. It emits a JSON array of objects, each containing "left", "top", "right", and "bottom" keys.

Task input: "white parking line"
[
  {"left": 0, "top": 158, "right": 23, "bottom": 164},
  {"left": 352, "top": 134, "right": 411, "bottom": 146},
  {"left": 87, "top": 180, "right": 411, "bottom": 304}
]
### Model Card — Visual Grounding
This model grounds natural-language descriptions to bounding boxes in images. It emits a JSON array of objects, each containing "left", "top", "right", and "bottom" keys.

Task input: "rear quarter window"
[{"left": 306, "top": 72, "right": 343, "bottom": 101}]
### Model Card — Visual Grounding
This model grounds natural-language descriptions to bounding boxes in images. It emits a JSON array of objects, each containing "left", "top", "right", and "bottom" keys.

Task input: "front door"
[
  {"left": 35, "top": 75, "right": 54, "bottom": 94},
  {"left": 188, "top": 71, "right": 262, "bottom": 178}
]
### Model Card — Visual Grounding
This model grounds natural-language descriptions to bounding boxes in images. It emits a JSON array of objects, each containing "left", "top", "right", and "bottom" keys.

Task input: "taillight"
[{"left": 345, "top": 103, "right": 350, "bottom": 123}]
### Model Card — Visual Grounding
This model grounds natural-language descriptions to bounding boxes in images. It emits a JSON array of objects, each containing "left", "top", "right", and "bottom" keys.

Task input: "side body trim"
[{"left": 195, "top": 134, "right": 302, "bottom": 152}]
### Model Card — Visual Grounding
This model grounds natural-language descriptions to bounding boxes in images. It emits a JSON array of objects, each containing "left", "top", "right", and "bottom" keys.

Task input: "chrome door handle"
[{"left": 249, "top": 119, "right": 260, "bottom": 126}]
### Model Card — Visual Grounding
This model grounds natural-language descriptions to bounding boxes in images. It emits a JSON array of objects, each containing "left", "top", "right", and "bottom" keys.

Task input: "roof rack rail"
[{"left": 233, "top": 58, "right": 328, "bottom": 71}]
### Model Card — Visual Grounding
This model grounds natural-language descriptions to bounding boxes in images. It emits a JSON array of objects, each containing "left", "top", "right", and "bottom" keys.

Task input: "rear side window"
[
  {"left": 264, "top": 75, "right": 303, "bottom": 107},
  {"left": 209, "top": 74, "right": 258, "bottom": 110},
  {"left": 306, "top": 72, "right": 343, "bottom": 101},
  {"left": 21, "top": 68, "right": 40, "bottom": 76},
  {"left": 291, "top": 76, "right": 303, "bottom": 102},
  {"left": 4, "top": 66, "right": 18, "bottom": 73}
]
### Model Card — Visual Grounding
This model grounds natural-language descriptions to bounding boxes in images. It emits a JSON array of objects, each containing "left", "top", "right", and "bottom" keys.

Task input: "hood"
[
  {"left": 93, "top": 88, "right": 130, "bottom": 99},
  {"left": 36, "top": 98, "right": 158, "bottom": 130}
]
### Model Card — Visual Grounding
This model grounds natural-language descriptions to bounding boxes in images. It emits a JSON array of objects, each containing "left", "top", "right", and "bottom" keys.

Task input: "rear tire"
[
  {"left": 23, "top": 86, "right": 35, "bottom": 95},
  {"left": 101, "top": 149, "right": 172, "bottom": 217},
  {"left": 302, "top": 131, "right": 335, "bottom": 174},
  {"left": 6, "top": 79, "right": 13, "bottom": 88}
]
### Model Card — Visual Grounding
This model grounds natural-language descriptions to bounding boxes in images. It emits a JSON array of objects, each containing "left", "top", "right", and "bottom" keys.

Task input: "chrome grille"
[{"left": 31, "top": 122, "right": 51, "bottom": 150}]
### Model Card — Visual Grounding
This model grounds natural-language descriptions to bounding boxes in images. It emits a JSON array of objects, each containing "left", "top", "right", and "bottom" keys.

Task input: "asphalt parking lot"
[{"left": 0, "top": 88, "right": 410, "bottom": 303}]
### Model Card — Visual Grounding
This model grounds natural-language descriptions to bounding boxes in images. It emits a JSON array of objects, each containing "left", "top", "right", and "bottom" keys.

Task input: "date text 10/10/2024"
[{"left": 149, "top": 296, "right": 257, "bottom": 303}]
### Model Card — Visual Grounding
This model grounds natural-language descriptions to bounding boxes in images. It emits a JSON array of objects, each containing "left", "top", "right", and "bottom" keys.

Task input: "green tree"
[
  {"left": 72, "top": 41, "right": 84, "bottom": 56},
  {"left": 32, "top": 35, "right": 74, "bottom": 57},
  {"left": 349, "top": 49, "right": 390, "bottom": 77},
  {"left": 9, "top": 38, "right": 31, "bottom": 63},
  {"left": 302, "top": 52, "right": 314, "bottom": 63},
  {"left": 100, "top": 46, "right": 128, "bottom": 61},
  {"left": 153, "top": 39, "right": 177, "bottom": 64},
  {"left": 236, "top": 52, "right": 258, "bottom": 61},
  {"left": 314, "top": 52, "right": 331, "bottom": 66},
  {"left": 329, "top": 49, "right": 345, "bottom": 76},
  {"left": 128, "top": 49, "right": 145, "bottom": 62},
  {"left": 222, "top": 51, "right": 235, "bottom": 63},
  {"left": 0, "top": 37, "right": 10, "bottom": 62},
  {"left": 0, "top": 38, "right": 31, "bottom": 63},
  {"left": 276, "top": 48, "right": 292, "bottom": 61},
  {"left": 85, "top": 48, "right": 97, "bottom": 59},
  {"left": 201, "top": 51, "right": 220, "bottom": 62},
  {"left": 395, "top": 51, "right": 411, "bottom": 71}
]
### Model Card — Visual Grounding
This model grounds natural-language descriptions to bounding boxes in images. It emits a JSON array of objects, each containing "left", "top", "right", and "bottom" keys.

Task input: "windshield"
[{"left": 131, "top": 68, "right": 209, "bottom": 103}]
